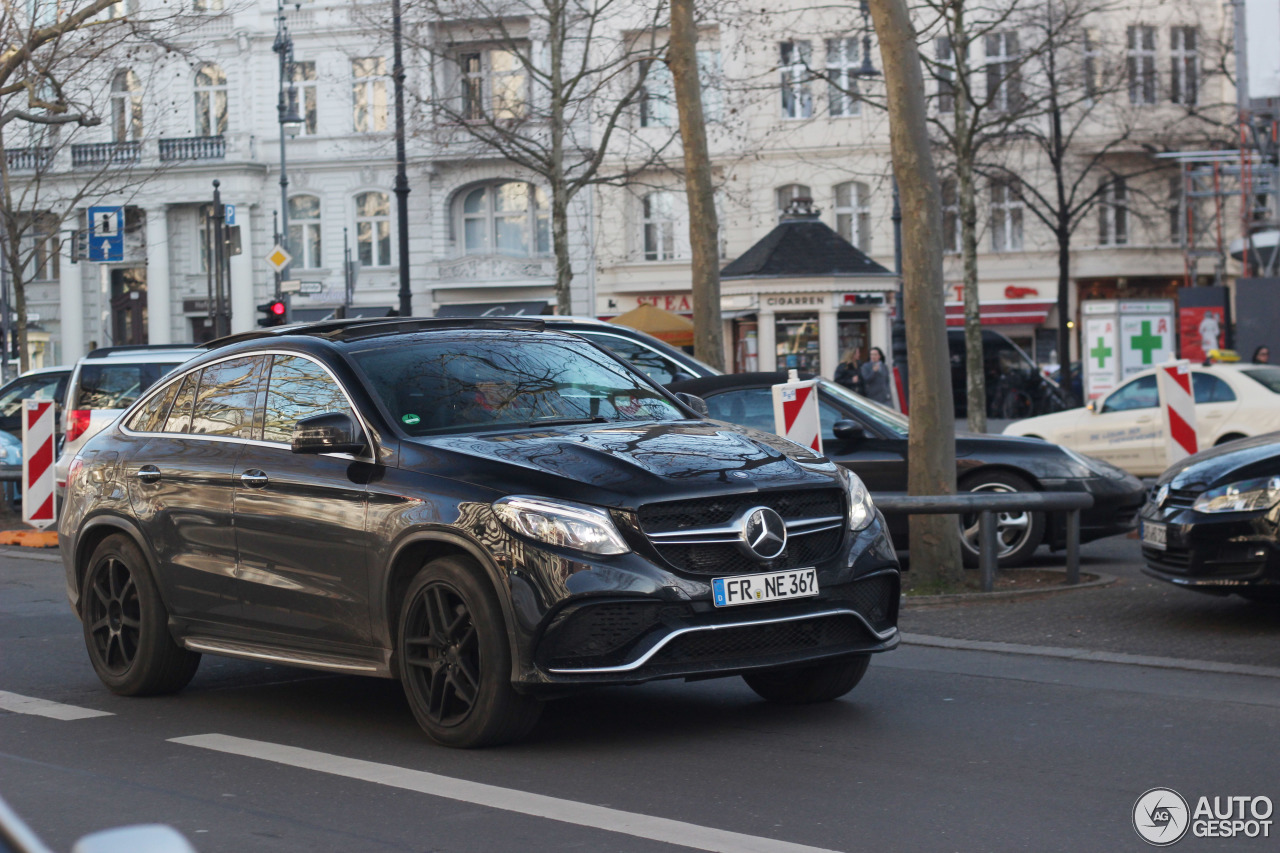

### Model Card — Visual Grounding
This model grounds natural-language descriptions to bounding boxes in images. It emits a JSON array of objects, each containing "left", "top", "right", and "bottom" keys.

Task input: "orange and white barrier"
[
  {"left": 772, "top": 371, "right": 822, "bottom": 454},
  {"left": 1156, "top": 359, "right": 1198, "bottom": 466},
  {"left": 22, "top": 399, "right": 56, "bottom": 529}
]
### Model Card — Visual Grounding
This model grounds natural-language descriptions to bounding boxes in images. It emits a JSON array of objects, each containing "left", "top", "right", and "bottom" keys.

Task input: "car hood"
[
  {"left": 404, "top": 420, "right": 843, "bottom": 507},
  {"left": 1158, "top": 432, "right": 1280, "bottom": 489}
]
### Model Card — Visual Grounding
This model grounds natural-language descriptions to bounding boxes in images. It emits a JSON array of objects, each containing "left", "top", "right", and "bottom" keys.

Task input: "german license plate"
[
  {"left": 1142, "top": 520, "right": 1167, "bottom": 550},
  {"left": 712, "top": 568, "right": 819, "bottom": 607}
]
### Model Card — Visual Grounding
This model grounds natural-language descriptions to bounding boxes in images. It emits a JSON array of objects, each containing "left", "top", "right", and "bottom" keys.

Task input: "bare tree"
[
  {"left": 867, "top": 0, "right": 963, "bottom": 590},
  {"left": 398, "top": 0, "right": 677, "bottom": 314}
]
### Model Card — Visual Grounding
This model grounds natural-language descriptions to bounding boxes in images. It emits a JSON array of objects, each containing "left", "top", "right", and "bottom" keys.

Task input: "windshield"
[
  {"left": 349, "top": 332, "right": 686, "bottom": 435},
  {"left": 821, "top": 379, "right": 910, "bottom": 438},
  {"left": 1241, "top": 367, "right": 1280, "bottom": 394}
]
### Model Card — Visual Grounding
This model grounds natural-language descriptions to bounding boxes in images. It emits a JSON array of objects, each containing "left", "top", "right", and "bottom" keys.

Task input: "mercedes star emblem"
[{"left": 740, "top": 506, "right": 787, "bottom": 560}]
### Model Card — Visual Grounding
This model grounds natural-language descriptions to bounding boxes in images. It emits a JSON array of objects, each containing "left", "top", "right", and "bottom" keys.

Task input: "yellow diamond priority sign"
[{"left": 266, "top": 244, "right": 292, "bottom": 272}]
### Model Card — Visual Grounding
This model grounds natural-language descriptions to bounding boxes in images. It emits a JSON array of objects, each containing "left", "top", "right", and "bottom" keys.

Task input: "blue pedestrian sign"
[{"left": 87, "top": 206, "right": 124, "bottom": 262}]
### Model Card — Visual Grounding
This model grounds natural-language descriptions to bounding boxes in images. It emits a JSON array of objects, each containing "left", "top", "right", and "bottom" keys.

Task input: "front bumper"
[
  {"left": 1139, "top": 504, "right": 1280, "bottom": 592},
  {"left": 503, "top": 512, "right": 902, "bottom": 689},
  {"left": 1043, "top": 475, "right": 1146, "bottom": 547}
]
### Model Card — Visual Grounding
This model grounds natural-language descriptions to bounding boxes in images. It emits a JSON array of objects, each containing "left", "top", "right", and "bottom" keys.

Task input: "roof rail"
[
  {"left": 84, "top": 344, "right": 203, "bottom": 358},
  {"left": 202, "top": 316, "right": 548, "bottom": 349}
]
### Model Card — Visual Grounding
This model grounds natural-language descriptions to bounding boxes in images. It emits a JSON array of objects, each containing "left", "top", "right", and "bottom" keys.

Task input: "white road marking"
[
  {"left": 171, "top": 733, "right": 842, "bottom": 853},
  {"left": 0, "top": 690, "right": 113, "bottom": 721}
]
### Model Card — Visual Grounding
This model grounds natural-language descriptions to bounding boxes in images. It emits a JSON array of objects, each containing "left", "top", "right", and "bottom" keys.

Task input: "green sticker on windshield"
[{"left": 402, "top": 413, "right": 421, "bottom": 425}]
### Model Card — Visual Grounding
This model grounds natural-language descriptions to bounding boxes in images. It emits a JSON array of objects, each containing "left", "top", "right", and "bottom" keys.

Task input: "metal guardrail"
[{"left": 874, "top": 492, "right": 1095, "bottom": 592}]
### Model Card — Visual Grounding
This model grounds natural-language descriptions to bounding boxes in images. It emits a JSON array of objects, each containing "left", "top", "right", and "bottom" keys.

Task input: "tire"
[
  {"left": 397, "top": 556, "right": 543, "bottom": 748},
  {"left": 1239, "top": 589, "right": 1280, "bottom": 604},
  {"left": 958, "top": 471, "right": 1046, "bottom": 568},
  {"left": 743, "top": 655, "right": 870, "bottom": 704},
  {"left": 81, "top": 534, "right": 200, "bottom": 696}
]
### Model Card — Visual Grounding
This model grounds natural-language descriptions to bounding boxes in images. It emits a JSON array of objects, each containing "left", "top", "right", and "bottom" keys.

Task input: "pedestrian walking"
[
  {"left": 833, "top": 347, "right": 864, "bottom": 395},
  {"left": 859, "top": 347, "right": 894, "bottom": 406},
  {"left": 1252, "top": 345, "right": 1270, "bottom": 364}
]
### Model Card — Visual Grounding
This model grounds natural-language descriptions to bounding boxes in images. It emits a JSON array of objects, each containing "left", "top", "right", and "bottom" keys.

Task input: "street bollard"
[
  {"left": 1066, "top": 509, "right": 1081, "bottom": 585},
  {"left": 979, "top": 511, "right": 998, "bottom": 592}
]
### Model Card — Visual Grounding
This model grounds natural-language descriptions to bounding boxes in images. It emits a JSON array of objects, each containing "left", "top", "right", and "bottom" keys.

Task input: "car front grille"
[
  {"left": 637, "top": 488, "right": 846, "bottom": 575},
  {"left": 646, "top": 613, "right": 863, "bottom": 670},
  {"left": 1163, "top": 488, "right": 1200, "bottom": 511}
]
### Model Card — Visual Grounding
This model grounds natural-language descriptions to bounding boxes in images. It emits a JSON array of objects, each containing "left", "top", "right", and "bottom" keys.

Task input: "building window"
[
  {"left": 640, "top": 58, "right": 674, "bottom": 127},
  {"left": 193, "top": 0, "right": 223, "bottom": 11},
  {"left": 941, "top": 177, "right": 960, "bottom": 254},
  {"left": 288, "top": 195, "right": 323, "bottom": 269},
  {"left": 1083, "top": 29, "right": 1100, "bottom": 100},
  {"left": 1170, "top": 26, "right": 1197, "bottom": 105},
  {"left": 352, "top": 57, "right": 388, "bottom": 132},
  {"left": 935, "top": 36, "right": 955, "bottom": 113},
  {"left": 1127, "top": 26, "right": 1157, "bottom": 105},
  {"left": 779, "top": 41, "right": 813, "bottom": 119},
  {"left": 193, "top": 63, "right": 227, "bottom": 136},
  {"left": 111, "top": 69, "right": 142, "bottom": 142},
  {"left": 458, "top": 182, "right": 549, "bottom": 257},
  {"left": 990, "top": 179, "right": 1023, "bottom": 252},
  {"left": 985, "top": 32, "right": 1021, "bottom": 112},
  {"left": 20, "top": 214, "right": 59, "bottom": 282},
  {"left": 355, "top": 191, "right": 392, "bottom": 267},
  {"left": 1098, "top": 176, "right": 1128, "bottom": 245},
  {"left": 826, "top": 38, "right": 862, "bottom": 117},
  {"left": 458, "top": 48, "right": 527, "bottom": 121},
  {"left": 833, "top": 181, "right": 871, "bottom": 252},
  {"left": 290, "top": 61, "right": 318, "bottom": 135},
  {"left": 642, "top": 191, "right": 683, "bottom": 260},
  {"left": 776, "top": 184, "right": 812, "bottom": 217}
]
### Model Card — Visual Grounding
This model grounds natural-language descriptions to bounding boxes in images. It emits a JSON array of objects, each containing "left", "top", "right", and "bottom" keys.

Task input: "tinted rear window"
[
  {"left": 73, "top": 363, "right": 178, "bottom": 410},
  {"left": 1242, "top": 367, "right": 1280, "bottom": 394}
]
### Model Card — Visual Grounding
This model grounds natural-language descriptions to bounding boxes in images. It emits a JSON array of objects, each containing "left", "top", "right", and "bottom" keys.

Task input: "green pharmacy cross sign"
[
  {"left": 1130, "top": 321, "right": 1163, "bottom": 365},
  {"left": 1091, "top": 337, "right": 1113, "bottom": 368}
]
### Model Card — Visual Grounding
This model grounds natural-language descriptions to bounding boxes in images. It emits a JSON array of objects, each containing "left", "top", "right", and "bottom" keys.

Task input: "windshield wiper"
[{"left": 518, "top": 416, "right": 610, "bottom": 427}]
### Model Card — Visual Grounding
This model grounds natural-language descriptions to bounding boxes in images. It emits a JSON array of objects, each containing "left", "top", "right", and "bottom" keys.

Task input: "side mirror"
[
  {"left": 292, "top": 411, "right": 365, "bottom": 455},
  {"left": 673, "top": 392, "right": 710, "bottom": 417},
  {"left": 833, "top": 419, "right": 867, "bottom": 442},
  {"left": 1086, "top": 400, "right": 1098, "bottom": 414}
]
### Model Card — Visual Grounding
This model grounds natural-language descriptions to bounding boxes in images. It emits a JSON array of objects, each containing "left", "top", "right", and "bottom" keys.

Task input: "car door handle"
[
  {"left": 135, "top": 465, "right": 161, "bottom": 484},
  {"left": 240, "top": 470, "right": 268, "bottom": 489},
  {"left": 1136, "top": 416, "right": 1153, "bottom": 424}
]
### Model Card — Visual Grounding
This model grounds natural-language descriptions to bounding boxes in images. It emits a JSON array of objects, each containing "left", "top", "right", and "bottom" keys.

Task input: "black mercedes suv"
[{"left": 59, "top": 319, "right": 900, "bottom": 747}]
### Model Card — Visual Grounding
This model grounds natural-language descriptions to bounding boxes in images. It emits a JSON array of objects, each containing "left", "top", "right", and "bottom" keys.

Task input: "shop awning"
[
  {"left": 434, "top": 300, "right": 550, "bottom": 317},
  {"left": 945, "top": 300, "right": 1054, "bottom": 327},
  {"left": 608, "top": 303, "right": 695, "bottom": 346}
]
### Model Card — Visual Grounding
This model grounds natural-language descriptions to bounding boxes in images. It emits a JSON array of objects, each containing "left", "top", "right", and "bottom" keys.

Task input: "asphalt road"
[{"left": 2, "top": 545, "right": 1278, "bottom": 853}]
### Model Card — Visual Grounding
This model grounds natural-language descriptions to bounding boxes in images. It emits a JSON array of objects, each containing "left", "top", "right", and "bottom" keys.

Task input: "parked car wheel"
[
  {"left": 82, "top": 534, "right": 201, "bottom": 695},
  {"left": 742, "top": 655, "right": 870, "bottom": 704},
  {"left": 957, "top": 471, "right": 1046, "bottom": 568},
  {"left": 397, "top": 556, "right": 542, "bottom": 748}
]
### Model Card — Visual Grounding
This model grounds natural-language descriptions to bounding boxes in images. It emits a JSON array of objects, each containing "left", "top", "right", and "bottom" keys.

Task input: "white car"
[
  {"left": 55, "top": 345, "right": 203, "bottom": 487},
  {"left": 1003, "top": 363, "right": 1280, "bottom": 477}
]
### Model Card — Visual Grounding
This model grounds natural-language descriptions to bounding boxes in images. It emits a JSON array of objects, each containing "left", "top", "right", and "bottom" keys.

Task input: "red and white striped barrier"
[
  {"left": 772, "top": 372, "right": 822, "bottom": 454},
  {"left": 22, "top": 399, "right": 57, "bottom": 529},
  {"left": 1156, "top": 359, "right": 1198, "bottom": 466}
]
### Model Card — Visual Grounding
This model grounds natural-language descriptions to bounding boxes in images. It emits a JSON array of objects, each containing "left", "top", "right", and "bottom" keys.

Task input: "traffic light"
[{"left": 258, "top": 300, "right": 287, "bottom": 327}]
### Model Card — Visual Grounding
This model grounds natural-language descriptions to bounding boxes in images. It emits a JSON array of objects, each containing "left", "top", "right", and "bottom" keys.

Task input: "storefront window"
[
  {"left": 734, "top": 322, "right": 758, "bottom": 372},
  {"left": 775, "top": 314, "right": 821, "bottom": 373},
  {"left": 837, "top": 316, "right": 869, "bottom": 363}
]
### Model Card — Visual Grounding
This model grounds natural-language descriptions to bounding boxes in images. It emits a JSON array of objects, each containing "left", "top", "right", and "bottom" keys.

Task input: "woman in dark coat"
[
  {"left": 859, "top": 347, "right": 894, "bottom": 406},
  {"left": 833, "top": 347, "right": 864, "bottom": 394}
]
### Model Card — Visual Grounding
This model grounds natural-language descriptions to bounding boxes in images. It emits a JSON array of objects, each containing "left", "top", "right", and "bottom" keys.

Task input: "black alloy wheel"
[
  {"left": 398, "top": 556, "right": 542, "bottom": 748},
  {"left": 81, "top": 534, "right": 201, "bottom": 695},
  {"left": 957, "top": 471, "right": 1046, "bottom": 568}
]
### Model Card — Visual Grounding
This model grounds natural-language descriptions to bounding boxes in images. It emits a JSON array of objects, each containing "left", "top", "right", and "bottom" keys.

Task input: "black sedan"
[
  {"left": 668, "top": 373, "right": 1146, "bottom": 566},
  {"left": 1140, "top": 433, "right": 1280, "bottom": 601}
]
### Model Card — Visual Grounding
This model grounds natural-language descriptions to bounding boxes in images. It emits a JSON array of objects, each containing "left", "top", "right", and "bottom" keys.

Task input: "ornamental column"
[
  {"left": 145, "top": 206, "right": 172, "bottom": 344},
  {"left": 58, "top": 231, "right": 85, "bottom": 363},
  {"left": 229, "top": 205, "right": 255, "bottom": 333}
]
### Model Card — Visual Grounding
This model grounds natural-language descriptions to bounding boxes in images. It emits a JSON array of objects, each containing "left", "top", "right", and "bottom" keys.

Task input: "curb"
[
  {"left": 903, "top": 633, "right": 1280, "bottom": 679},
  {"left": 0, "top": 530, "right": 58, "bottom": 549},
  {"left": 901, "top": 571, "right": 1117, "bottom": 607}
]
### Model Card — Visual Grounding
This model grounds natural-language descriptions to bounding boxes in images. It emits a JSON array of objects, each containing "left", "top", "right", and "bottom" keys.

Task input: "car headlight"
[
  {"left": 493, "top": 496, "right": 630, "bottom": 555},
  {"left": 845, "top": 471, "right": 875, "bottom": 531},
  {"left": 1192, "top": 476, "right": 1280, "bottom": 514},
  {"left": 1060, "top": 447, "right": 1129, "bottom": 480}
]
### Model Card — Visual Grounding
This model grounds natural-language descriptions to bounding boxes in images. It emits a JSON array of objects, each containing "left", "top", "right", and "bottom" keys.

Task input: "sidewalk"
[{"left": 899, "top": 535, "right": 1280, "bottom": 670}]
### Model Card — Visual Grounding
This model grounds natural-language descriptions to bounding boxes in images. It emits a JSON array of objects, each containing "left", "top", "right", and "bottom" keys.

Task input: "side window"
[
  {"left": 190, "top": 356, "right": 265, "bottom": 438},
  {"left": 1192, "top": 372, "right": 1236, "bottom": 404},
  {"left": 163, "top": 373, "right": 198, "bottom": 433},
  {"left": 262, "top": 355, "right": 352, "bottom": 444},
  {"left": 578, "top": 333, "right": 685, "bottom": 385},
  {"left": 126, "top": 381, "right": 180, "bottom": 433},
  {"left": 704, "top": 388, "right": 775, "bottom": 433},
  {"left": 819, "top": 397, "right": 845, "bottom": 439},
  {"left": 1100, "top": 375, "right": 1158, "bottom": 413}
]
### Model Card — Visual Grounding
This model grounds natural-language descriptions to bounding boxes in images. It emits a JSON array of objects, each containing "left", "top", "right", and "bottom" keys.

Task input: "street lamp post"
[{"left": 274, "top": 0, "right": 305, "bottom": 308}]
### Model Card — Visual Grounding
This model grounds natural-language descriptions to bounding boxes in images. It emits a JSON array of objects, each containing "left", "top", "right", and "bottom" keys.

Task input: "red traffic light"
[
  {"left": 270, "top": 301, "right": 286, "bottom": 315},
  {"left": 258, "top": 300, "right": 288, "bottom": 327}
]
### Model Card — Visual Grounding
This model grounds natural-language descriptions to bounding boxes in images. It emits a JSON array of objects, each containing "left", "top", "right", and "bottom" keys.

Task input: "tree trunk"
[
  {"left": 669, "top": 0, "right": 724, "bottom": 370},
  {"left": 867, "top": 0, "right": 962, "bottom": 590},
  {"left": 1056, "top": 227, "right": 1071, "bottom": 404},
  {"left": 547, "top": 1, "right": 573, "bottom": 315},
  {"left": 956, "top": 141, "right": 986, "bottom": 433}
]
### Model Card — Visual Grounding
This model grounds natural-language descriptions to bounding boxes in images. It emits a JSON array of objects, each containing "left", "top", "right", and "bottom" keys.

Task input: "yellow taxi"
[{"left": 1003, "top": 364, "right": 1280, "bottom": 476}]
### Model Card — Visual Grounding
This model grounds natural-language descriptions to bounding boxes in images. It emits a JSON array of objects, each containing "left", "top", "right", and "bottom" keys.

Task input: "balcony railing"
[
  {"left": 158, "top": 135, "right": 226, "bottom": 162},
  {"left": 5, "top": 147, "right": 53, "bottom": 171},
  {"left": 71, "top": 141, "right": 142, "bottom": 167}
]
